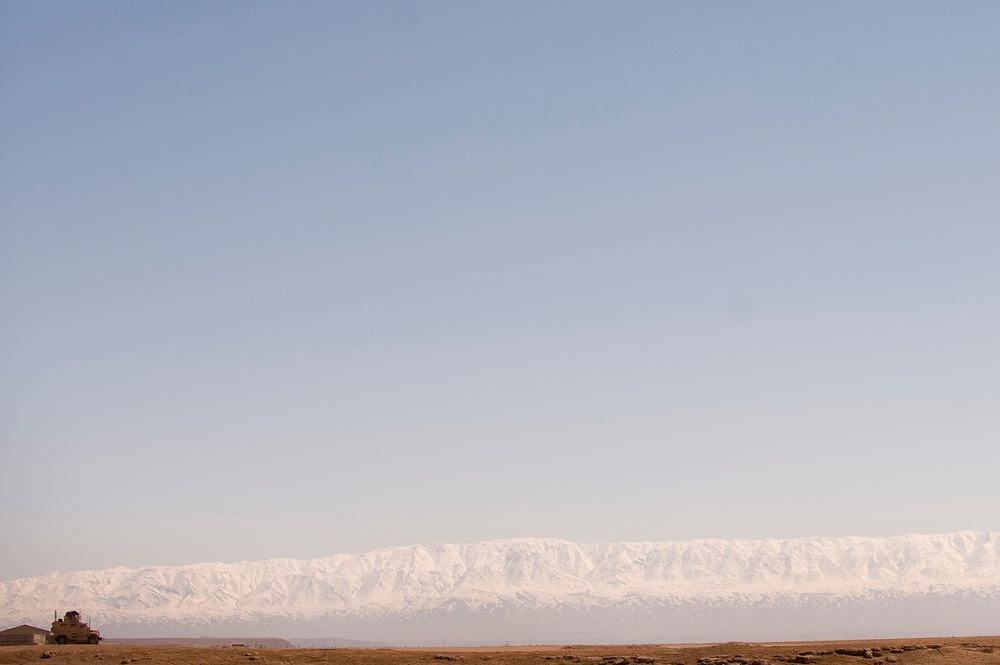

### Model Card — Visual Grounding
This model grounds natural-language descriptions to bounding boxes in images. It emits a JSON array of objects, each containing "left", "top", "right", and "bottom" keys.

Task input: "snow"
[{"left": 2, "top": 532, "right": 998, "bottom": 629}]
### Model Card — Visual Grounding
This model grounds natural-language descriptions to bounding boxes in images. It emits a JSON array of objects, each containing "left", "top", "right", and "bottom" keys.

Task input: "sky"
[{"left": 2, "top": 1, "right": 999, "bottom": 582}]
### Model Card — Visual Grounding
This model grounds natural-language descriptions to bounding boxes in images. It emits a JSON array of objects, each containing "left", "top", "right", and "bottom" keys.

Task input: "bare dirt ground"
[{"left": 2, "top": 637, "right": 997, "bottom": 665}]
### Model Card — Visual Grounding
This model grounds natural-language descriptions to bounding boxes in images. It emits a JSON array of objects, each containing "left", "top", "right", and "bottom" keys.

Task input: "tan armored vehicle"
[{"left": 50, "top": 610, "right": 103, "bottom": 644}]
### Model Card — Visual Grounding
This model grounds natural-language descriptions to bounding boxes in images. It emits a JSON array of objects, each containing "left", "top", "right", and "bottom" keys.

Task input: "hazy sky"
[{"left": 2, "top": 1, "right": 999, "bottom": 582}]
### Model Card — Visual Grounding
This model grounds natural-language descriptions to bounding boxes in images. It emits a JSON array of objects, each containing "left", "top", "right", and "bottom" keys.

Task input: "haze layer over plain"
[{"left": 1, "top": 2, "right": 999, "bottom": 581}]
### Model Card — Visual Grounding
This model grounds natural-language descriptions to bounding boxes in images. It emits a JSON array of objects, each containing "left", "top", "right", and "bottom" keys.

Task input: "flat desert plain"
[{"left": 2, "top": 637, "right": 998, "bottom": 665}]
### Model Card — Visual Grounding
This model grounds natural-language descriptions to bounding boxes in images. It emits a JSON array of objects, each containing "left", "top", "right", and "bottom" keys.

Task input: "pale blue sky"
[{"left": 2, "top": 1, "right": 999, "bottom": 581}]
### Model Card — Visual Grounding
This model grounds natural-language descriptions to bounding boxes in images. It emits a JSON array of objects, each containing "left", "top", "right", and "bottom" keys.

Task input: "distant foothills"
[{"left": 2, "top": 532, "right": 998, "bottom": 645}]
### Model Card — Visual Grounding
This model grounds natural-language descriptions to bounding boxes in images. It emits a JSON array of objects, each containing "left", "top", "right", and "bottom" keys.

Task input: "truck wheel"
[
  {"left": 88, "top": 636, "right": 99, "bottom": 644},
  {"left": 56, "top": 636, "right": 67, "bottom": 645}
]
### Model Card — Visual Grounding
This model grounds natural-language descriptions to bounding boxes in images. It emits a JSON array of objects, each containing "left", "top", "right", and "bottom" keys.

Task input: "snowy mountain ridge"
[
  {"left": 2, "top": 532, "right": 999, "bottom": 642},
  {"left": 3, "top": 532, "right": 999, "bottom": 616}
]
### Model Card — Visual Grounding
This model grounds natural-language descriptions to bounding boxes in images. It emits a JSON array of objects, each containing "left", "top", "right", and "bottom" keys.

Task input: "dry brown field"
[{"left": 1, "top": 637, "right": 997, "bottom": 665}]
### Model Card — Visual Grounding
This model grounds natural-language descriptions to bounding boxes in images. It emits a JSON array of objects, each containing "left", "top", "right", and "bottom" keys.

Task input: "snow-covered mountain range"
[{"left": 3, "top": 532, "right": 999, "bottom": 644}]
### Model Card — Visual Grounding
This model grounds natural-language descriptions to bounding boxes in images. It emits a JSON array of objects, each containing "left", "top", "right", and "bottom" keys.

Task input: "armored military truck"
[{"left": 50, "top": 611, "right": 103, "bottom": 644}]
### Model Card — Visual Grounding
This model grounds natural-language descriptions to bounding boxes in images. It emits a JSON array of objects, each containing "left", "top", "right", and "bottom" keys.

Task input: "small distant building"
[{"left": 0, "top": 624, "right": 50, "bottom": 646}]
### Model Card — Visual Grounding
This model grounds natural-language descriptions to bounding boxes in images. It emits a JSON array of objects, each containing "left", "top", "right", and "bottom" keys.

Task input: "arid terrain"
[{"left": 1, "top": 637, "right": 997, "bottom": 665}]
